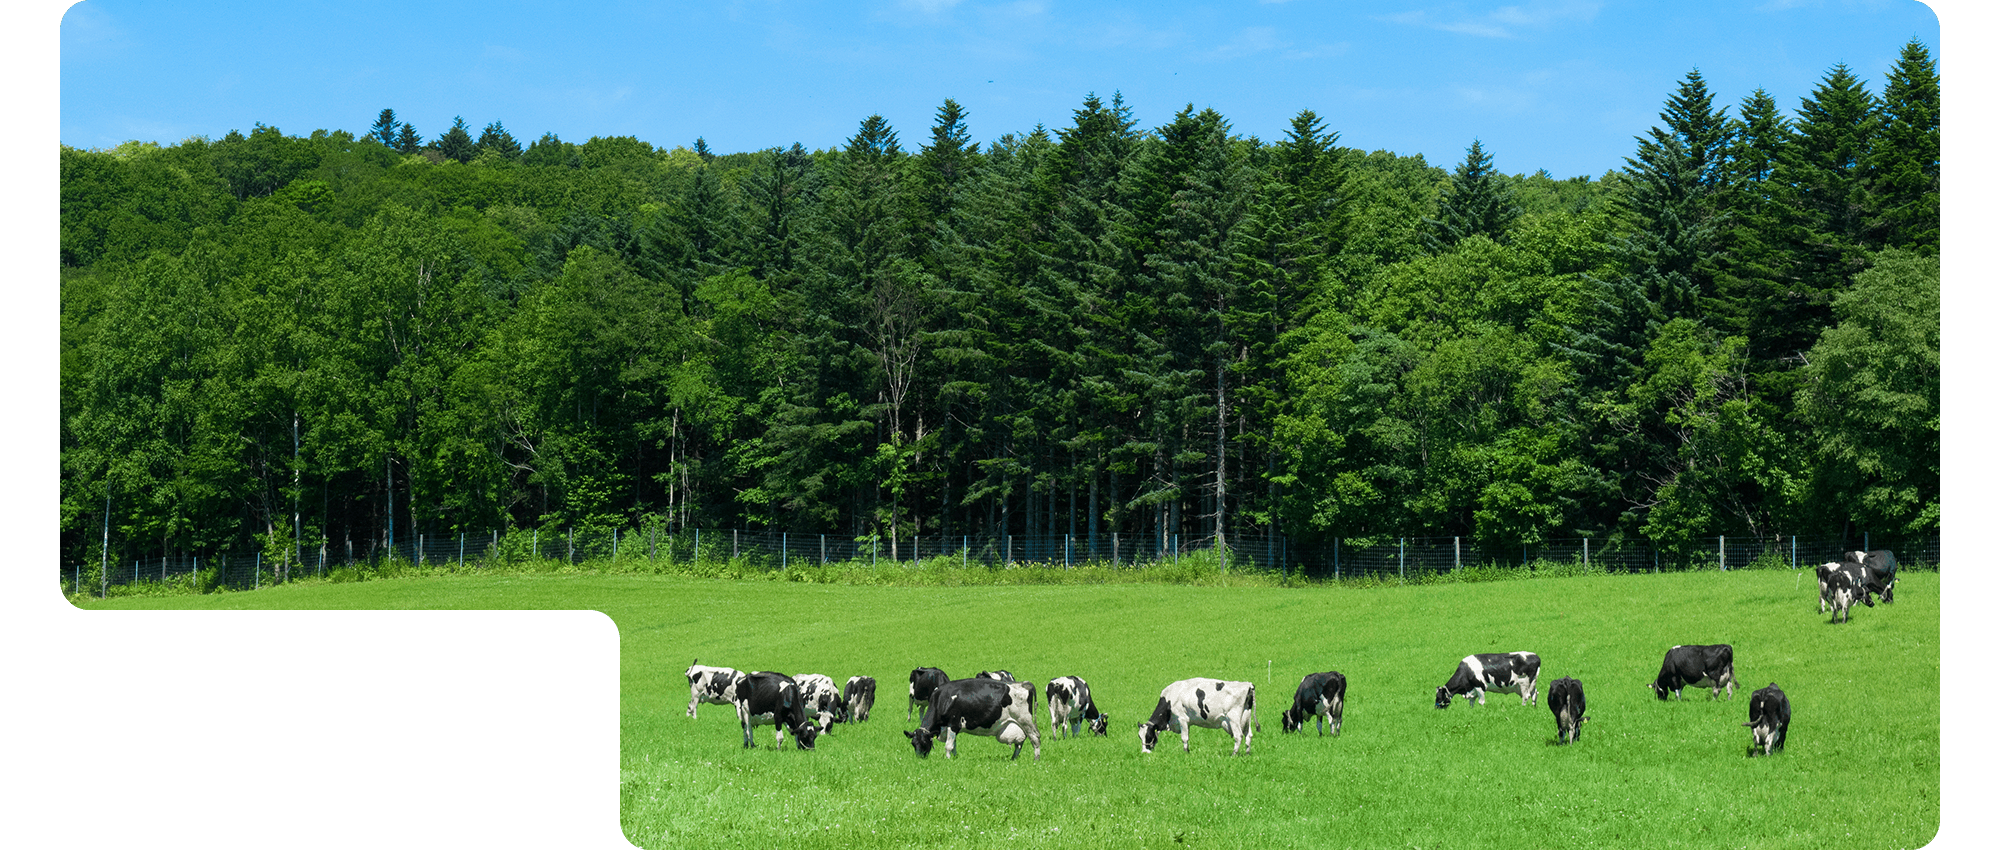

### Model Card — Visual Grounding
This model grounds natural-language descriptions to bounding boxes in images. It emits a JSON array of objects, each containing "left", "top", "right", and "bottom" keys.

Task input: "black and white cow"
[
  {"left": 1743, "top": 682, "right": 1790, "bottom": 756},
  {"left": 733, "top": 671, "right": 821, "bottom": 750},
  {"left": 842, "top": 676, "right": 876, "bottom": 723},
  {"left": 1046, "top": 675, "right": 1107, "bottom": 738},
  {"left": 1649, "top": 644, "right": 1737, "bottom": 700},
  {"left": 977, "top": 669, "right": 1015, "bottom": 682},
  {"left": 908, "top": 667, "right": 950, "bottom": 720},
  {"left": 904, "top": 677, "right": 1042, "bottom": 761},
  {"left": 1137, "top": 679, "right": 1258, "bottom": 755},
  {"left": 1844, "top": 549, "right": 1899, "bottom": 603},
  {"left": 794, "top": 673, "right": 842, "bottom": 731},
  {"left": 1279, "top": 671, "right": 1347, "bottom": 737},
  {"left": 1824, "top": 566, "right": 1872, "bottom": 623},
  {"left": 1816, "top": 559, "right": 1889, "bottom": 614},
  {"left": 1548, "top": 676, "right": 1586, "bottom": 744},
  {"left": 685, "top": 660, "right": 745, "bottom": 719},
  {"left": 1435, "top": 652, "right": 1541, "bottom": 708}
]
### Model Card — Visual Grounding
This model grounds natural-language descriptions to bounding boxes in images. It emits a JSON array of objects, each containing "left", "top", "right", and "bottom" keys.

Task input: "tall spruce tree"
[
  {"left": 1425, "top": 139, "right": 1519, "bottom": 253},
  {"left": 369, "top": 108, "right": 399, "bottom": 148},
  {"left": 475, "top": 121, "right": 523, "bottom": 160},
  {"left": 393, "top": 121, "right": 422, "bottom": 155},
  {"left": 1770, "top": 63, "right": 1879, "bottom": 362},
  {"left": 436, "top": 116, "right": 476, "bottom": 163},
  {"left": 1714, "top": 88, "right": 1796, "bottom": 362},
  {"left": 1623, "top": 68, "right": 1732, "bottom": 325},
  {"left": 1868, "top": 39, "right": 1939, "bottom": 253}
]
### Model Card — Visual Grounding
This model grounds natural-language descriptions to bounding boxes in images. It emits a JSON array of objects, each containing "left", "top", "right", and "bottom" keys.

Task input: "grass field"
[{"left": 79, "top": 567, "right": 1940, "bottom": 849}]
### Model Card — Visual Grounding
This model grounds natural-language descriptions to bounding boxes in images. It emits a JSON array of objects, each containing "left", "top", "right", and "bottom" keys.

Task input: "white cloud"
[{"left": 1381, "top": 1, "right": 1603, "bottom": 39}]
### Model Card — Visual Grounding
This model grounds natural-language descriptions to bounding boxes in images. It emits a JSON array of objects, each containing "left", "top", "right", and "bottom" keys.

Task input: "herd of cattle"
[{"left": 682, "top": 550, "right": 1898, "bottom": 761}]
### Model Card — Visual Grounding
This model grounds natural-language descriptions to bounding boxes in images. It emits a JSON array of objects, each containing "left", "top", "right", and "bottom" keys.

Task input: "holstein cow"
[
  {"left": 1824, "top": 566, "right": 1872, "bottom": 624},
  {"left": 1435, "top": 652, "right": 1541, "bottom": 709},
  {"left": 794, "top": 673, "right": 842, "bottom": 731},
  {"left": 1843, "top": 549, "right": 1899, "bottom": 603},
  {"left": 1650, "top": 644, "right": 1737, "bottom": 701},
  {"left": 733, "top": 671, "right": 821, "bottom": 750},
  {"left": 1046, "top": 675, "right": 1107, "bottom": 739},
  {"left": 684, "top": 660, "right": 745, "bottom": 719},
  {"left": 1743, "top": 682, "right": 1790, "bottom": 756},
  {"left": 977, "top": 669, "right": 1016, "bottom": 682},
  {"left": 1816, "top": 559, "right": 1888, "bottom": 614},
  {"left": 908, "top": 667, "right": 950, "bottom": 721},
  {"left": 1279, "top": 671, "right": 1347, "bottom": 737},
  {"left": 905, "top": 677, "right": 1042, "bottom": 761},
  {"left": 842, "top": 676, "right": 877, "bottom": 723},
  {"left": 1548, "top": 676, "right": 1586, "bottom": 744},
  {"left": 1138, "top": 679, "right": 1258, "bottom": 756}
]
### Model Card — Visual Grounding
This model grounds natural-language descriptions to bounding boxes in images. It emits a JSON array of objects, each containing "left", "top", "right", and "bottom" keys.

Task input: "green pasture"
[{"left": 80, "top": 568, "right": 1940, "bottom": 849}]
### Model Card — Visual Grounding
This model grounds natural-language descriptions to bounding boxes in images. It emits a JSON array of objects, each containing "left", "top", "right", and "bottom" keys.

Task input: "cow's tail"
[
  {"left": 1026, "top": 681, "right": 1038, "bottom": 717},
  {"left": 1249, "top": 684, "right": 1260, "bottom": 731}
]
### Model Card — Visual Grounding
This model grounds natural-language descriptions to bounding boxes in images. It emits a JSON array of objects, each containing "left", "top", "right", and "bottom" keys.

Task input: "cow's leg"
[
  {"left": 689, "top": 690, "right": 700, "bottom": 719},
  {"left": 944, "top": 728, "right": 957, "bottom": 759},
  {"left": 1474, "top": 688, "right": 1486, "bottom": 706},
  {"left": 1030, "top": 720, "right": 1042, "bottom": 761}
]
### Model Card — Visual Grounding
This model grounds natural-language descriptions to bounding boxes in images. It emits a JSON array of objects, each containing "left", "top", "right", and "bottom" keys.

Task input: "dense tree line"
[{"left": 60, "top": 42, "right": 1939, "bottom": 568}]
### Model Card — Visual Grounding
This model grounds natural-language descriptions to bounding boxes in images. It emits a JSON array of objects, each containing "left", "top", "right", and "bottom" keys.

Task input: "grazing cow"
[
  {"left": 1137, "top": 679, "right": 1258, "bottom": 756},
  {"left": 685, "top": 660, "right": 745, "bottom": 719},
  {"left": 1279, "top": 671, "right": 1347, "bottom": 737},
  {"left": 977, "top": 669, "right": 1016, "bottom": 682},
  {"left": 1817, "top": 559, "right": 1890, "bottom": 614},
  {"left": 905, "top": 677, "right": 1042, "bottom": 761},
  {"left": 1650, "top": 644, "right": 1737, "bottom": 700},
  {"left": 794, "top": 673, "right": 842, "bottom": 730},
  {"left": 1548, "top": 676, "right": 1586, "bottom": 744},
  {"left": 1824, "top": 566, "right": 1873, "bottom": 623},
  {"left": 1435, "top": 652, "right": 1541, "bottom": 709},
  {"left": 842, "top": 676, "right": 876, "bottom": 723},
  {"left": 1046, "top": 675, "right": 1107, "bottom": 738},
  {"left": 1743, "top": 682, "right": 1790, "bottom": 756},
  {"left": 908, "top": 667, "right": 950, "bottom": 720},
  {"left": 733, "top": 671, "right": 820, "bottom": 750},
  {"left": 1844, "top": 549, "right": 1899, "bottom": 603}
]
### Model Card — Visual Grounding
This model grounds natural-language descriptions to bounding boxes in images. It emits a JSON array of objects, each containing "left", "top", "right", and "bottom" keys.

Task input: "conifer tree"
[
  {"left": 1424, "top": 139, "right": 1518, "bottom": 253},
  {"left": 369, "top": 108, "right": 399, "bottom": 148},
  {"left": 393, "top": 121, "right": 422, "bottom": 155},
  {"left": 436, "top": 116, "right": 476, "bottom": 163},
  {"left": 1622, "top": 68, "right": 1732, "bottom": 324},
  {"left": 1712, "top": 88, "right": 1795, "bottom": 356},
  {"left": 1869, "top": 39, "right": 1939, "bottom": 252},
  {"left": 475, "top": 120, "right": 523, "bottom": 160},
  {"left": 693, "top": 137, "right": 714, "bottom": 162}
]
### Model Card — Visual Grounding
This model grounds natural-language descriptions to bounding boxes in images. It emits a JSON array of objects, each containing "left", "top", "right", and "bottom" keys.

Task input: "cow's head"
[
  {"left": 793, "top": 721, "right": 820, "bottom": 751},
  {"left": 904, "top": 727, "right": 938, "bottom": 757},
  {"left": 1089, "top": 715, "right": 1109, "bottom": 737},
  {"left": 1434, "top": 686, "right": 1453, "bottom": 709},
  {"left": 1649, "top": 682, "right": 1670, "bottom": 701},
  {"left": 1280, "top": 707, "right": 1303, "bottom": 733}
]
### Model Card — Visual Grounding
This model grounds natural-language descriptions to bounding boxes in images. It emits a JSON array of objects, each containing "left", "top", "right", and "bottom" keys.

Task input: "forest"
[{"left": 58, "top": 41, "right": 1939, "bottom": 569}]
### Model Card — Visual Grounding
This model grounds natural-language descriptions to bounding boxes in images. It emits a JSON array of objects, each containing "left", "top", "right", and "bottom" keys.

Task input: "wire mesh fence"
[{"left": 64, "top": 523, "right": 1942, "bottom": 597}]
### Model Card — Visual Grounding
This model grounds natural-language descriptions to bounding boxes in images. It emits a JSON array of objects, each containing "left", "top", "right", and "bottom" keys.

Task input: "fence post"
[
  {"left": 1864, "top": 532, "right": 1870, "bottom": 552},
  {"left": 1583, "top": 537, "right": 1590, "bottom": 569},
  {"left": 568, "top": 528, "right": 574, "bottom": 565},
  {"left": 459, "top": 533, "right": 464, "bottom": 569},
  {"left": 963, "top": 535, "right": 968, "bottom": 568},
  {"left": 821, "top": 533, "right": 826, "bottom": 565},
  {"left": 1454, "top": 536, "right": 1460, "bottom": 572},
  {"left": 1065, "top": 534, "right": 1071, "bottom": 569},
  {"left": 782, "top": 533, "right": 787, "bottom": 571},
  {"left": 1718, "top": 535, "right": 1725, "bottom": 571},
  {"left": 1334, "top": 538, "right": 1340, "bottom": 579},
  {"left": 1399, "top": 537, "right": 1405, "bottom": 581},
  {"left": 255, "top": 552, "right": 261, "bottom": 589},
  {"left": 533, "top": 528, "right": 538, "bottom": 560},
  {"left": 1791, "top": 536, "right": 1797, "bottom": 570},
  {"left": 613, "top": 528, "right": 619, "bottom": 563}
]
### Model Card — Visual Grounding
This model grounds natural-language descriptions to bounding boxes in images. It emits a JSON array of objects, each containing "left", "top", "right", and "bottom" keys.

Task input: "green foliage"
[{"left": 60, "top": 47, "right": 1941, "bottom": 570}]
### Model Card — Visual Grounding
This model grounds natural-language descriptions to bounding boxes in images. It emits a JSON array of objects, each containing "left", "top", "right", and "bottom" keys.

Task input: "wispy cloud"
[
  {"left": 1210, "top": 26, "right": 1283, "bottom": 60},
  {"left": 1381, "top": 1, "right": 1603, "bottom": 39}
]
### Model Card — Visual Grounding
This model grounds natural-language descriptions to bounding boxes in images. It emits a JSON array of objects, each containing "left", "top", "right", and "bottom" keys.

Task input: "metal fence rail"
[{"left": 65, "top": 524, "right": 1943, "bottom": 597}]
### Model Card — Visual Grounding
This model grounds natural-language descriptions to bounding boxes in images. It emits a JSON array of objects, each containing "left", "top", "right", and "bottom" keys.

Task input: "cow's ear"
[{"left": 903, "top": 730, "right": 915, "bottom": 738}]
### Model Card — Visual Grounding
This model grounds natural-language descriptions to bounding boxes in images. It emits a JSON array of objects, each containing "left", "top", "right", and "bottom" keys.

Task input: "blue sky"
[{"left": 58, "top": 0, "right": 1942, "bottom": 179}]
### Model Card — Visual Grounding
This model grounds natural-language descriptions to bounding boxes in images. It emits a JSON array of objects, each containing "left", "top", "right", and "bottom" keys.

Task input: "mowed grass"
[{"left": 81, "top": 568, "right": 1940, "bottom": 849}]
